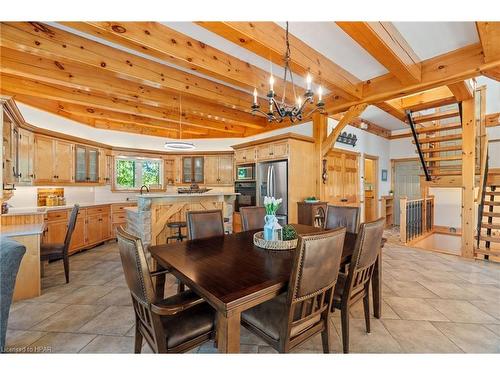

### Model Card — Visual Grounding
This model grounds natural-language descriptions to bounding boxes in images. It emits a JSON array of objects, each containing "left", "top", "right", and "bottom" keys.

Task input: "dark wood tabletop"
[{"left": 148, "top": 223, "right": 384, "bottom": 353}]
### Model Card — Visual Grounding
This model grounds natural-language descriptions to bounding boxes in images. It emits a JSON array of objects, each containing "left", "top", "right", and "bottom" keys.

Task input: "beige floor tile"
[
  {"left": 78, "top": 305, "right": 135, "bottom": 335},
  {"left": 240, "top": 327, "right": 268, "bottom": 345},
  {"left": 469, "top": 299, "right": 500, "bottom": 320},
  {"left": 95, "top": 286, "right": 132, "bottom": 306},
  {"left": 416, "top": 270, "right": 465, "bottom": 283},
  {"left": 30, "top": 332, "right": 96, "bottom": 353},
  {"left": 484, "top": 324, "right": 500, "bottom": 337},
  {"left": 79, "top": 335, "right": 134, "bottom": 353},
  {"left": 4, "top": 330, "right": 47, "bottom": 353},
  {"left": 32, "top": 304, "right": 107, "bottom": 333},
  {"left": 384, "top": 296, "right": 449, "bottom": 321},
  {"left": 104, "top": 275, "right": 127, "bottom": 288},
  {"left": 7, "top": 302, "right": 68, "bottom": 330},
  {"left": 386, "top": 269, "right": 424, "bottom": 282},
  {"left": 332, "top": 318, "right": 402, "bottom": 353},
  {"left": 382, "top": 320, "right": 462, "bottom": 353},
  {"left": 426, "top": 299, "right": 498, "bottom": 324},
  {"left": 258, "top": 345, "right": 277, "bottom": 353},
  {"left": 56, "top": 285, "right": 116, "bottom": 304},
  {"left": 24, "top": 284, "right": 80, "bottom": 304},
  {"left": 455, "top": 272, "right": 500, "bottom": 284},
  {"left": 460, "top": 283, "right": 500, "bottom": 302},
  {"left": 385, "top": 280, "right": 439, "bottom": 298},
  {"left": 433, "top": 322, "right": 500, "bottom": 353},
  {"left": 416, "top": 281, "right": 479, "bottom": 300}
]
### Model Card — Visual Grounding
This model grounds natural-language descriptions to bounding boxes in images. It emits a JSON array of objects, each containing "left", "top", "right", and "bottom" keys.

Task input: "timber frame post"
[
  {"left": 461, "top": 97, "right": 476, "bottom": 258},
  {"left": 313, "top": 112, "right": 328, "bottom": 200}
]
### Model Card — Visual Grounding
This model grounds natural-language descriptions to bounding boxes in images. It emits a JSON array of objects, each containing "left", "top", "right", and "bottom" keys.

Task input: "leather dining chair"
[
  {"left": 40, "top": 204, "right": 79, "bottom": 283},
  {"left": 241, "top": 227, "right": 346, "bottom": 353},
  {"left": 186, "top": 209, "right": 225, "bottom": 240},
  {"left": 116, "top": 226, "right": 216, "bottom": 353},
  {"left": 332, "top": 217, "right": 385, "bottom": 353},
  {"left": 239, "top": 206, "right": 266, "bottom": 231},
  {"left": 324, "top": 205, "right": 360, "bottom": 234}
]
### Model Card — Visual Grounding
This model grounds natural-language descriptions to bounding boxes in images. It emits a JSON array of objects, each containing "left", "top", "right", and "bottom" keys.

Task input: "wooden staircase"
[
  {"left": 476, "top": 178, "right": 500, "bottom": 259},
  {"left": 408, "top": 105, "right": 469, "bottom": 182}
]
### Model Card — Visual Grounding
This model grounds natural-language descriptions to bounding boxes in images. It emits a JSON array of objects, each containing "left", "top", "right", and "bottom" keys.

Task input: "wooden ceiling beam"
[
  {"left": 483, "top": 66, "right": 500, "bottom": 81},
  {"left": 195, "top": 21, "right": 362, "bottom": 100},
  {"left": 12, "top": 94, "right": 239, "bottom": 138},
  {"left": 325, "top": 43, "right": 500, "bottom": 114},
  {"left": 0, "top": 22, "right": 265, "bottom": 113},
  {"left": 322, "top": 104, "right": 368, "bottom": 155},
  {"left": 476, "top": 22, "right": 500, "bottom": 62},
  {"left": 0, "top": 47, "right": 266, "bottom": 129},
  {"left": 329, "top": 113, "right": 391, "bottom": 138},
  {"left": 447, "top": 80, "right": 474, "bottom": 101},
  {"left": 374, "top": 102, "right": 406, "bottom": 121},
  {"left": 336, "top": 22, "right": 421, "bottom": 84},
  {"left": 411, "top": 109, "right": 460, "bottom": 124},
  {"left": 385, "top": 86, "right": 457, "bottom": 112},
  {"left": 61, "top": 21, "right": 296, "bottom": 101}
]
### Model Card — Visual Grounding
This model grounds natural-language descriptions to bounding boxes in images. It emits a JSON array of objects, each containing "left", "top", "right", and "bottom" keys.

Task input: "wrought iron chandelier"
[{"left": 251, "top": 22, "right": 324, "bottom": 123}]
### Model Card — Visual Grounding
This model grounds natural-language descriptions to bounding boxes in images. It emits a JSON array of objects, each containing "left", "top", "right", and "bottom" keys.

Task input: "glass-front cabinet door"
[
  {"left": 88, "top": 148, "right": 99, "bottom": 182},
  {"left": 75, "top": 145, "right": 87, "bottom": 182},
  {"left": 182, "top": 156, "right": 204, "bottom": 184}
]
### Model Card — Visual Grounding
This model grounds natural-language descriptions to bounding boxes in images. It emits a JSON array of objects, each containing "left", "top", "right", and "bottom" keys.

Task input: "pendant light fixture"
[
  {"left": 251, "top": 21, "right": 324, "bottom": 123},
  {"left": 164, "top": 95, "right": 195, "bottom": 150}
]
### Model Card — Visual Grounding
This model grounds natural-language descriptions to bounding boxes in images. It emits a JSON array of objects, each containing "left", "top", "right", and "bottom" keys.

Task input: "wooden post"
[
  {"left": 461, "top": 97, "right": 476, "bottom": 258},
  {"left": 400, "top": 196, "right": 408, "bottom": 244},
  {"left": 313, "top": 112, "right": 328, "bottom": 201}
]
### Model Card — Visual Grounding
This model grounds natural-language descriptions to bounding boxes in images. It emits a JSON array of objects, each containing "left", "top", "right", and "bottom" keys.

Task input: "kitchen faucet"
[{"left": 140, "top": 185, "right": 150, "bottom": 195}]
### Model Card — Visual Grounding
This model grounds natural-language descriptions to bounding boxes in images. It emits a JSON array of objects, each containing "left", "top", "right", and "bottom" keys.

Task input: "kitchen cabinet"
[
  {"left": 111, "top": 203, "right": 137, "bottom": 237},
  {"left": 69, "top": 217, "right": 86, "bottom": 253},
  {"left": 204, "top": 155, "right": 234, "bottom": 185},
  {"left": 99, "top": 151, "right": 112, "bottom": 185},
  {"left": 164, "top": 156, "right": 181, "bottom": 185},
  {"left": 235, "top": 147, "right": 256, "bottom": 164},
  {"left": 182, "top": 156, "right": 204, "bottom": 184},
  {"left": 18, "top": 128, "right": 34, "bottom": 184},
  {"left": 2, "top": 108, "right": 19, "bottom": 188},
  {"left": 256, "top": 141, "right": 289, "bottom": 161},
  {"left": 34, "top": 135, "right": 74, "bottom": 184},
  {"left": 75, "top": 144, "right": 99, "bottom": 183}
]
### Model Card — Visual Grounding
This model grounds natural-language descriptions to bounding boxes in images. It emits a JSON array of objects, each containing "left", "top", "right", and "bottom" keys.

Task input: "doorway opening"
[{"left": 363, "top": 154, "right": 379, "bottom": 222}]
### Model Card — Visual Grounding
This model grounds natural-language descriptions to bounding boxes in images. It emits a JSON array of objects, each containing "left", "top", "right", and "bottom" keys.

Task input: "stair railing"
[
  {"left": 406, "top": 110, "right": 431, "bottom": 181},
  {"left": 400, "top": 196, "right": 434, "bottom": 244},
  {"left": 476, "top": 134, "right": 489, "bottom": 249}
]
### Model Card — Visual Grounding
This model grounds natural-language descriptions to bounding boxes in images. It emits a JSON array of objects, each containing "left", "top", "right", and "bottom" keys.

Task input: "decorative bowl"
[{"left": 253, "top": 231, "right": 298, "bottom": 251}]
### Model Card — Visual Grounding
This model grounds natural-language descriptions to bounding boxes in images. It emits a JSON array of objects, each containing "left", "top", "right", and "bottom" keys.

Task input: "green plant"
[{"left": 282, "top": 224, "right": 297, "bottom": 241}]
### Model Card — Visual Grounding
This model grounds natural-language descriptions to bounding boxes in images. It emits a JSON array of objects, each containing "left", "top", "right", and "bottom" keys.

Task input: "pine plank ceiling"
[{"left": 1, "top": 21, "right": 499, "bottom": 139}]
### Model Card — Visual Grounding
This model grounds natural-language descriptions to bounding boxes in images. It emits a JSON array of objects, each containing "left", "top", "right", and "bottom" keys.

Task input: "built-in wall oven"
[{"left": 234, "top": 181, "right": 256, "bottom": 212}]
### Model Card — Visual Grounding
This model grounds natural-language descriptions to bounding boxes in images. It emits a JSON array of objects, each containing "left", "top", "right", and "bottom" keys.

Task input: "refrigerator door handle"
[
  {"left": 266, "top": 166, "right": 271, "bottom": 197},
  {"left": 270, "top": 165, "right": 274, "bottom": 197}
]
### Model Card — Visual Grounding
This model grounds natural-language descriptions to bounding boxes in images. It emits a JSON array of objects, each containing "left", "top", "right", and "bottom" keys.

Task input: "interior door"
[{"left": 393, "top": 160, "right": 422, "bottom": 225}]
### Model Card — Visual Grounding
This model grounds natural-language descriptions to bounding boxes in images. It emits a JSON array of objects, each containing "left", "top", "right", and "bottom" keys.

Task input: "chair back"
[
  {"left": 324, "top": 205, "right": 360, "bottom": 234},
  {"left": 344, "top": 217, "right": 385, "bottom": 301},
  {"left": 186, "top": 209, "right": 224, "bottom": 240},
  {"left": 240, "top": 206, "right": 266, "bottom": 231},
  {"left": 63, "top": 204, "right": 79, "bottom": 251},
  {"left": 284, "top": 227, "right": 346, "bottom": 340}
]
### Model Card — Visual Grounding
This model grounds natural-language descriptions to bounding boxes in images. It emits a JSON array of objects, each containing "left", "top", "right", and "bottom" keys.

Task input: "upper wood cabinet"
[
  {"left": 98, "top": 149, "right": 112, "bottom": 185},
  {"left": 75, "top": 144, "right": 99, "bottom": 183},
  {"left": 2, "top": 109, "right": 20, "bottom": 187},
  {"left": 256, "top": 141, "right": 289, "bottom": 161},
  {"left": 182, "top": 156, "right": 204, "bottom": 184},
  {"left": 34, "top": 135, "right": 74, "bottom": 184},
  {"left": 164, "top": 156, "right": 181, "bottom": 185},
  {"left": 204, "top": 155, "right": 234, "bottom": 185},
  {"left": 235, "top": 147, "right": 256, "bottom": 164},
  {"left": 18, "top": 128, "right": 34, "bottom": 185}
]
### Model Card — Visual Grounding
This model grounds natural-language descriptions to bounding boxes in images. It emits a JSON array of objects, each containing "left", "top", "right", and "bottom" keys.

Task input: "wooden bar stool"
[{"left": 166, "top": 221, "right": 187, "bottom": 243}]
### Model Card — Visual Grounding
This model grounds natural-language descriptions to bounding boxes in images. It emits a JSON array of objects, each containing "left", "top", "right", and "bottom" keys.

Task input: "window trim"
[{"left": 113, "top": 156, "right": 165, "bottom": 192}]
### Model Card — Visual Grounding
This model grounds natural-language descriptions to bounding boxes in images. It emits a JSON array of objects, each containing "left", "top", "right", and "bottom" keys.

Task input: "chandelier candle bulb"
[
  {"left": 253, "top": 88, "right": 258, "bottom": 105},
  {"left": 269, "top": 75, "right": 275, "bottom": 93},
  {"left": 306, "top": 74, "right": 312, "bottom": 90},
  {"left": 318, "top": 86, "right": 323, "bottom": 102}
]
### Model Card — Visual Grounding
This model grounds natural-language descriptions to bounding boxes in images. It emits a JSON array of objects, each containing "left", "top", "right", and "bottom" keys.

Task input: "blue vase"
[{"left": 264, "top": 214, "right": 277, "bottom": 241}]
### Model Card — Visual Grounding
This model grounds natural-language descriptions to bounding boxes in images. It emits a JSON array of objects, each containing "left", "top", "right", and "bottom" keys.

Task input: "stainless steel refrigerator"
[{"left": 257, "top": 160, "right": 288, "bottom": 225}]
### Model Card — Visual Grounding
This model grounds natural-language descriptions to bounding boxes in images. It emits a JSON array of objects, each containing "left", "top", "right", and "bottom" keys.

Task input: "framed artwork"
[{"left": 381, "top": 169, "right": 388, "bottom": 181}]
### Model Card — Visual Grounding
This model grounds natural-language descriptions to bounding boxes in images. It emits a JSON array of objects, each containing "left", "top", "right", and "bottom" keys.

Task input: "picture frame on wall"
[{"left": 381, "top": 169, "right": 388, "bottom": 181}]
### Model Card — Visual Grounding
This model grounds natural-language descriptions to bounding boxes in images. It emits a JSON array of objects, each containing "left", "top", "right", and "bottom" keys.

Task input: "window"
[{"left": 114, "top": 156, "right": 163, "bottom": 190}]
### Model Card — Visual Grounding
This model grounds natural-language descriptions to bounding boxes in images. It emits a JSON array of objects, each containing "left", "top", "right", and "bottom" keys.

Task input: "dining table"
[{"left": 149, "top": 224, "right": 385, "bottom": 353}]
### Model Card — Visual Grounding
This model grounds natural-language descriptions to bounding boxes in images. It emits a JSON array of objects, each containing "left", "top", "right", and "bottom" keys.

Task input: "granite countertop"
[
  {"left": 2, "top": 200, "right": 138, "bottom": 217},
  {"left": 1, "top": 223, "right": 46, "bottom": 237},
  {"left": 136, "top": 192, "right": 239, "bottom": 198}
]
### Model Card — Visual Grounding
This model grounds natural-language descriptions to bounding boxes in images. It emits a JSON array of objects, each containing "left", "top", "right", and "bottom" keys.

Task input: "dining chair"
[
  {"left": 324, "top": 205, "right": 360, "bottom": 234},
  {"left": 116, "top": 226, "right": 216, "bottom": 353},
  {"left": 239, "top": 206, "right": 266, "bottom": 231},
  {"left": 332, "top": 217, "right": 385, "bottom": 353},
  {"left": 186, "top": 209, "right": 224, "bottom": 240},
  {"left": 241, "top": 227, "right": 346, "bottom": 353},
  {"left": 40, "top": 204, "right": 79, "bottom": 283}
]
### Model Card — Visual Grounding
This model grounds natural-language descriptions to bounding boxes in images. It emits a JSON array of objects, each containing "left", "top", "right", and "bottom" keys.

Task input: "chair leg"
[
  {"left": 363, "top": 293, "right": 371, "bottom": 333},
  {"left": 321, "top": 318, "right": 331, "bottom": 353},
  {"left": 134, "top": 324, "right": 143, "bottom": 353},
  {"left": 63, "top": 255, "right": 70, "bottom": 284},
  {"left": 341, "top": 305, "right": 350, "bottom": 354}
]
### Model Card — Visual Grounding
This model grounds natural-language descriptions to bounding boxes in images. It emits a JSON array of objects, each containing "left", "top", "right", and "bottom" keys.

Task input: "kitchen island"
[{"left": 125, "top": 192, "right": 238, "bottom": 246}]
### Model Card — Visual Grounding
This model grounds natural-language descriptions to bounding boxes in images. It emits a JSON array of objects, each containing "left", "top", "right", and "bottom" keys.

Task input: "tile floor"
[{"left": 5, "top": 234, "right": 500, "bottom": 354}]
